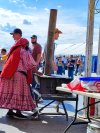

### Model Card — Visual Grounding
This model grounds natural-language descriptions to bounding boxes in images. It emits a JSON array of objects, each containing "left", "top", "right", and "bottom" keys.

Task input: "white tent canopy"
[{"left": 55, "top": 41, "right": 98, "bottom": 56}]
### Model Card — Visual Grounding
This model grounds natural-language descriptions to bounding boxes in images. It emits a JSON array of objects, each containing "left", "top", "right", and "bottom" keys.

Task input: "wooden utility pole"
[
  {"left": 84, "top": 0, "right": 95, "bottom": 116},
  {"left": 95, "top": 27, "right": 100, "bottom": 117},
  {"left": 45, "top": 9, "right": 57, "bottom": 75},
  {"left": 97, "top": 27, "right": 100, "bottom": 75},
  {"left": 85, "top": 0, "right": 95, "bottom": 76}
]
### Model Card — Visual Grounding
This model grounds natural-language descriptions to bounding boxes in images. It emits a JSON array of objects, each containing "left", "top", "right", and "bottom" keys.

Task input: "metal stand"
[
  {"left": 63, "top": 95, "right": 100, "bottom": 133},
  {"left": 38, "top": 100, "right": 69, "bottom": 121}
]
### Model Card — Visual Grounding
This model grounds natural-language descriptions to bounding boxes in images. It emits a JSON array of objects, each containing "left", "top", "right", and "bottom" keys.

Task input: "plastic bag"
[
  {"left": 66, "top": 78, "right": 100, "bottom": 92},
  {"left": 82, "top": 81, "right": 100, "bottom": 92},
  {"left": 66, "top": 78, "right": 86, "bottom": 92}
]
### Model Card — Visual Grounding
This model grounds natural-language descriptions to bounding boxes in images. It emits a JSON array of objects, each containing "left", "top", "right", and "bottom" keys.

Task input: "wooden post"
[
  {"left": 45, "top": 9, "right": 57, "bottom": 75},
  {"left": 85, "top": 0, "right": 95, "bottom": 76},
  {"left": 84, "top": 0, "right": 95, "bottom": 116},
  {"left": 95, "top": 27, "right": 100, "bottom": 117},
  {"left": 97, "top": 27, "right": 100, "bottom": 75}
]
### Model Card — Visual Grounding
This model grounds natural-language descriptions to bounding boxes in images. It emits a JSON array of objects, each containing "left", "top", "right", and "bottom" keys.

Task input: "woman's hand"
[{"left": 33, "top": 68, "right": 43, "bottom": 76}]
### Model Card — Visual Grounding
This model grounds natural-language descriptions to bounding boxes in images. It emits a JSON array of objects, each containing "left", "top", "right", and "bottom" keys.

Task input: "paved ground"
[
  {"left": 0, "top": 108, "right": 87, "bottom": 133},
  {"left": 0, "top": 72, "right": 89, "bottom": 133}
]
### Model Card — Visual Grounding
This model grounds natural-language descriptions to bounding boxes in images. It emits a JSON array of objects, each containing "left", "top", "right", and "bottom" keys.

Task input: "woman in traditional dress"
[{"left": 0, "top": 28, "right": 37, "bottom": 119}]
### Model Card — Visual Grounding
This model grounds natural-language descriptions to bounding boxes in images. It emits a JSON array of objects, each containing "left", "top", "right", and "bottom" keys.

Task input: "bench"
[{"left": 34, "top": 74, "right": 78, "bottom": 120}]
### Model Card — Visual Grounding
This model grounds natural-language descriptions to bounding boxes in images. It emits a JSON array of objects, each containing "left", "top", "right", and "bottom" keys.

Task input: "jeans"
[
  {"left": 31, "top": 74, "right": 40, "bottom": 100},
  {"left": 68, "top": 68, "right": 74, "bottom": 78},
  {"left": 57, "top": 66, "right": 63, "bottom": 75},
  {"left": 75, "top": 64, "right": 80, "bottom": 75}
]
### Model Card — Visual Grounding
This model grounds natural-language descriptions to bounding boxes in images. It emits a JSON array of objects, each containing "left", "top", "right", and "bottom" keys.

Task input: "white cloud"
[
  {"left": 21, "top": 4, "right": 37, "bottom": 10},
  {"left": 23, "top": 19, "right": 32, "bottom": 25},
  {"left": 9, "top": 0, "right": 17, "bottom": 3},
  {"left": 9, "top": 0, "right": 24, "bottom": 3},
  {"left": 9, "top": 0, "right": 37, "bottom": 11},
  {"left": 0, "top": 30, "right": 14, "bottom": 49},
  {"left": 57, "top": 5, "right": 62, "bottom": 9},
  {"left": 0, "top": 8, "right": 49, "bottom": 50},
  {"left": 0, "top": 7, "right": 99, "bottom": 55},
  {"left": 57, "top": 23, "right": 87, "bottom": 44},
  {"left": 0, "top": 23, "right": 16, "bottom": 32},
  {"left": 44, "top": 8, "right": 50, "bottom": 13}
]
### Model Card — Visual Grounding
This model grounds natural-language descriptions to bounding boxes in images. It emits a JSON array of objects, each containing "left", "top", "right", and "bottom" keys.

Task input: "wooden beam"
[
  {"left": 45, "top": 9, "right": 57, "bottom": 75},
  {"left": 97, "top": 27, "right": 100, "bottom": 75},
  {"left": 85, "top": 0, "right": 95, "bottom": 76},
  {"left": 95, "top": 27, "right": 100, "bottom": 117},
  {"left": 84, "top": 0, "right": 95, "bottom": 116}
]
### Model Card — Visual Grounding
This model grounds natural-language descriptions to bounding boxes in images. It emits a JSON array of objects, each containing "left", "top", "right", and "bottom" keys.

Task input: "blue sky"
[
  {"left": 0, "top": 0, "right": 100, "bottom": 54},
  {"left": 0, "top": 0, "right": 88, "bottom": 11}
]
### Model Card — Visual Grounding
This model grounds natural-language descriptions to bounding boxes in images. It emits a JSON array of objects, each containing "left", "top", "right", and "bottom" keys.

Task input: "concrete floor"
[{"left": 0, "top": 108, "right": 87, "bottom": 133}]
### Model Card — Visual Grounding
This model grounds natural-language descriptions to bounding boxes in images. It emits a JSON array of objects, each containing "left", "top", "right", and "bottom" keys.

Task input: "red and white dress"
[{"left": 0, "top": 48, "right": 36, "bottom": 111}]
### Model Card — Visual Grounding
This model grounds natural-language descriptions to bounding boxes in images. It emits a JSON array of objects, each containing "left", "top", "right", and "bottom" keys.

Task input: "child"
[
  {"left": 0, "top": 48, "right": 7, "bottom": 73},
  {"left": 57, "top": 57, "right": 63, "bottom": 75}
]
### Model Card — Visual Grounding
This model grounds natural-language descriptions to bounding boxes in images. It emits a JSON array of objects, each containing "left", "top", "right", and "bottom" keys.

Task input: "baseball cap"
[
  {"left": 10, "top": 28, "right": 22, "bottom": 35},
  {"left": 31, "top": 35, "right": 37, "bottom": 39},
  {"left": 55, "top": 28, "right": 62, "bottom": 34}
]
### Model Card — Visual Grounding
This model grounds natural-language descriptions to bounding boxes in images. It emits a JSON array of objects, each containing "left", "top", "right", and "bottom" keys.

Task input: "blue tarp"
[
  {"left": 80, "top": 77, "right": 100, "bottom": 81},
  {"left": 81, "top": 56, "right": 97, "bottom": 73}
]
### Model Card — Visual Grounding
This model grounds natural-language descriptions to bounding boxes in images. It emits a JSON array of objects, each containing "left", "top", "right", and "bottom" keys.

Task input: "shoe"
[
  {"left": 13, "top": 113, "right": 27, "bottom": 119},
  {"left": 38, "top": 97, "right": 43, "bottom": 103},
  {"left": 31, "top": 111, "right": 38, "bottom": 117},
  {"left": 29, "top": 111, "right": 39, "bottom": 120},
  {"left": 6, "top": 111, "right": 16, "bottom": 118},
  {"left": 54, "top": 102, "right": 61, "bottom": 112}
]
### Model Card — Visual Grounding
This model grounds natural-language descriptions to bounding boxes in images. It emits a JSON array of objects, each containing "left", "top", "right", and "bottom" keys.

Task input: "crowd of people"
[
  {"left": 0, "top": 27, "right": 84, "bottom": 120},
  {"left": 0, "top": 26, "right": 64, "bottom": 119},
  {"left": 39, "top": 55, "right": 83, "bottom": 79},
  {"left": 55, "top": 55, "right": 83, "bottom": 78},
  {"left": 0, "top": 28, "right": 42, "bottom": 119}
]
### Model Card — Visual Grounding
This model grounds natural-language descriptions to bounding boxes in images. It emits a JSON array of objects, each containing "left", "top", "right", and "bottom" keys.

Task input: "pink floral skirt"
[{"left": 0, "top": 72, "right": 36, "bottom": 111}]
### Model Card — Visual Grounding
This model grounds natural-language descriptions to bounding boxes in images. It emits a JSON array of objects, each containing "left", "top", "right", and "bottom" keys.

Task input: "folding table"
[{"left": 56, "top": 86, "right": 100, "bottom": 133}]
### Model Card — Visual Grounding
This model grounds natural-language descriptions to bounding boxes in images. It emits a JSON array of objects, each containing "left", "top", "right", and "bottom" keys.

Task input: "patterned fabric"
[{"left": 0, "top": 48, "right": 36, "bottom": 111}]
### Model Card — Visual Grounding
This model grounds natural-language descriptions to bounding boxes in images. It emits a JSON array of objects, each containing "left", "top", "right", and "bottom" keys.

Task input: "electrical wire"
[
  {"left": 56, "top": 42, "right": 86, "bottom": 53},
  {"left": 56, "top": 43, "right": 78, "bottom": 53},
  {"left": 63, "top": 43, "right": 86, "bottom": 53}
]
